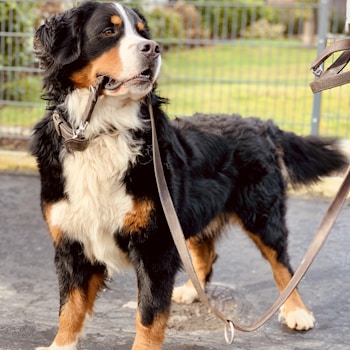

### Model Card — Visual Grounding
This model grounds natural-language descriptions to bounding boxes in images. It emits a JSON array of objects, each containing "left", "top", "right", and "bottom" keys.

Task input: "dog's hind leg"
[
  {"left": 172, "top": 214, "right": 228, "bottom": 304},
  {"left": 237, "top": 211, "right": 315, "bottom": 331},
  {"left": 36, "top": 240, "right": 106, "bottom": 350},
  {"left": 172, "top": 236, "right": 217, "bottom": 304}
]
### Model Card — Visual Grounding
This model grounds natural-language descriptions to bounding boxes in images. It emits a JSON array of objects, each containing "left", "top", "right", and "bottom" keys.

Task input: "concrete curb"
[
  {"left": 0, "top": 150, "right": 37, "bottom": 174},
  {"left": 288, "top": 175, "right": 350, "bottom": 198}
]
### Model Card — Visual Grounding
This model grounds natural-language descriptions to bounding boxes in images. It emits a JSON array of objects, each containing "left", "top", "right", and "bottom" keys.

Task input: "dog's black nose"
[{"left": 137, "top": 40, "right": 160, "bottom": 59}]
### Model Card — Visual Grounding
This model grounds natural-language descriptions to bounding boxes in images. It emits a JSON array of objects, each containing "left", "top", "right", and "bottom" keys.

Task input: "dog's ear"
[{"left": 34, "top": 8, "right": 84, "bottom": 70}]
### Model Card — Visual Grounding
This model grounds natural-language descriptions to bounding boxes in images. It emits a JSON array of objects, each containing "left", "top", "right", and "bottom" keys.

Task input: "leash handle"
[
  {"left": 310, "top": 38, "right": 350, "bottom": 93},
  {"left": 148, "top": 99, "right": 350, "bottom": 339}
]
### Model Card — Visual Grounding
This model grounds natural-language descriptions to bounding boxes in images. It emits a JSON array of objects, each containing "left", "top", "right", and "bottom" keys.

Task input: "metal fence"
[{"left": 0, "top": 0, "right": 349, "bottom": 139}]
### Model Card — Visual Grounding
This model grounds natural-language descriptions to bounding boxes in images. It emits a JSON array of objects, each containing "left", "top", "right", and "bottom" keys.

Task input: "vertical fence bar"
[
  {"left": 347, "top": 0, "right": 350, "bottom": 33},
  {"left": 311, "top": 0, "right": 329, "bottom": 135}
]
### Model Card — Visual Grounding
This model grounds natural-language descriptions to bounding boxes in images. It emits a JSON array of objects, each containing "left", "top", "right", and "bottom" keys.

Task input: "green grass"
[
  {"left": 0, "top": 74, "right": 45, "bottom": 129},
  {"left": 158, "top": 40, "right": 350, "bottom": 137},
  {"left": 1, "top": 40, "right": 349, "bottom": 137},
  {"left": 0, "top": 105, "right": 45, "bottom": 128}
]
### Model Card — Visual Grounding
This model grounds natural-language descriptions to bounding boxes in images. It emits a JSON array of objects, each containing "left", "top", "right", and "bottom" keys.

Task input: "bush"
[
  {"left": 241, "top": 18, "right": 285, "bottom": 39},
  {"left": 191, "top": 0, "right": 267, "bottom": 39},
  {"left": 147, "top": 4, "right": 209, "bottom": 50},
  {"left": 330, "top": 10, "right": 346, "bottom": 34},
  {"left": 191, "top": 0, "right": 310, "bottom": 39},
  {"left": 147, "top": 8, "right": 183, "bottom": 50},
  {"left": 0, "top": 1, "right": 38, "bottom": 68},
  {"left": 2, "top": 75, "right": 42, "bottom": 103},
  {"left": 0, "top": 1, "right": 40, "bottom": 101}
]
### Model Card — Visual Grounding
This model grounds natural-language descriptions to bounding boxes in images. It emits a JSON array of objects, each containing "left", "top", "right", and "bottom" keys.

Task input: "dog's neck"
[{"left": 64, "top": 88, "right": 146, "bottom": 140}]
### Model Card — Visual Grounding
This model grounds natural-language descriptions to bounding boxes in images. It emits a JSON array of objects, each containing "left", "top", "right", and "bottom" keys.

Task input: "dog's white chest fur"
[{"left": 49, "top": 91, "right": 145, "bottom": 275}]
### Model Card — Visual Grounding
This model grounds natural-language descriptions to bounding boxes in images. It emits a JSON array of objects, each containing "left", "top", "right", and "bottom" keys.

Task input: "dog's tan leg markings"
[
  {"left": 246, "top": 232, "right": 315, "bottom": 330},
  {"left": 53, "top": 288, "right": 87, "bottom": 347},
  {"left": 172, "top": 215, "right": 228, "bottom": 304},
  {"left": 132, "top": 311, "right": 168, "bottom": 350},
  {"left": 86, "top": 273, "right": 105, "bottom": 314},
  {"left": 37, "top": 274, "right": 105, "bottom": 350},
  {"left": 43, "top": 203, "right": 63, "bottom": 245},
  {"left": 172, "top": 236, "right": 217, "bottom": 304}
]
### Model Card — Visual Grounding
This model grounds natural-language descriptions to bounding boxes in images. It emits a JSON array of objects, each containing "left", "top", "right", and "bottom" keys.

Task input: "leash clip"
[
  {"left": 312, "top": 65, "right": 323, "bottom": 77},
  {"left": 224, "top": 320, "right": 235, "bottom": 344}
]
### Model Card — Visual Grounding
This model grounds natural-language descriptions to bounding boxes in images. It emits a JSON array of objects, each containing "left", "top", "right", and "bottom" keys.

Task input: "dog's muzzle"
[{"left": 102, "top": 40, "right": 161, "bottom": 92}]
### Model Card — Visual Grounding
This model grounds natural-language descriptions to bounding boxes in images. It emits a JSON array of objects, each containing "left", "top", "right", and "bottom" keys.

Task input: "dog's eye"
[{"left": 102, "top": 28, "right": 115, "bottom": 37}]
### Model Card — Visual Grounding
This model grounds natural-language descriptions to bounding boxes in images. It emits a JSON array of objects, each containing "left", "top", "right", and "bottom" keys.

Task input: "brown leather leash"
[
  {"left": 149, "top": 99, "right": 350, "bottom": 343},
  {"left": 310, "top": 38, "right": 350, "bottom": 93}
]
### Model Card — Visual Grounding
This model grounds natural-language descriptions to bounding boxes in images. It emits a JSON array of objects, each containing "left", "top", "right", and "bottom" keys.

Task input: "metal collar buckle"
[
  {"left": 72, "top": 120, "right": 89, "bottom": 139},
  {"left": 52, "top": 76, "right": 105, "bottom": 152}
]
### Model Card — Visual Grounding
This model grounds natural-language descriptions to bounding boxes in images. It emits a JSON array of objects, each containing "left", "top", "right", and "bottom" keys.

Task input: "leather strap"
[
  {"left": 310, "top": 38, "right": 350, "bottom": 92},
  {"left": 52, "top": 75, "right": 105, "bottom": 151},
  {"left": 149, "top": 100, "right": 350, "bottom": 342}
]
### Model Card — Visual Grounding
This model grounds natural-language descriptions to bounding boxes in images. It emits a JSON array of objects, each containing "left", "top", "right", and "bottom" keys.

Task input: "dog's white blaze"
[
  {"left": 111, "top": 2, "right": 161, "bottom": 91},
  {"left": 113, "top": 3, "right": 135, "bottom": 36},
  {"left": 50, "top": 92, "right": 145, "bottom": 276}
]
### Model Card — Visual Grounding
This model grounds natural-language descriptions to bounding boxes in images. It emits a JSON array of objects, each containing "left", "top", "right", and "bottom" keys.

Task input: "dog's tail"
[{"left": 269, "top": 123, "right": 348, "bottom": 186}]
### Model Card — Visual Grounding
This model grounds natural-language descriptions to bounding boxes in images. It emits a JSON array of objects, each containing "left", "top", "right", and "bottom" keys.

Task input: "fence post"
[{"left": 311, "top": 0, "right": 329, "bottom": 135}]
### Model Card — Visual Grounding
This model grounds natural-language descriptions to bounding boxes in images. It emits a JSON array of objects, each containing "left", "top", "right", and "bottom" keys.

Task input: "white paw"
[
  {"left": 36, "top": 341, "right": 78, "bottom": 350},
  {"left": 172, "top": 284, "right": 199, "bottom": 304},
  {"left": 278, "top": 306, "right": 315, "bottom": 330}
]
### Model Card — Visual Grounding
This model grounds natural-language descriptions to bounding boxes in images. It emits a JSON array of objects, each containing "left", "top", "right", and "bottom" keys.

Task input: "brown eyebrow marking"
[
  {"left": 111, "top": 15, "right": 122, "bottom": 26},
  {"left": 137, "top": 21, "right": 145, "bottom": 32}
]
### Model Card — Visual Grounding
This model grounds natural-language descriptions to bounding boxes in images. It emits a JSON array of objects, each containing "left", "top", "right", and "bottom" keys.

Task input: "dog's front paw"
[
  {"left": 36, "top": 341, "right": 78, "bottom": 350},
  {"left": 278, "top": 305, "right": 315, "bottom": 331},
  {"left": 172, "top": 284, "right": 199, "bottom": 304}
]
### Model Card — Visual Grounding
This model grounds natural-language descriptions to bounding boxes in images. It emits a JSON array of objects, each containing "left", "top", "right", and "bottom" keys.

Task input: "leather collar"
[{"left": 52, "top": 76, "right": 105, "bottom": 152}]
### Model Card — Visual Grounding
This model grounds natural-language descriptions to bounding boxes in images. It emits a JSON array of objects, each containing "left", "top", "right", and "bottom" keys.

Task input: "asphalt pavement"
[{"left": 0, "top": 172, "right": 349, "bottom": 350}]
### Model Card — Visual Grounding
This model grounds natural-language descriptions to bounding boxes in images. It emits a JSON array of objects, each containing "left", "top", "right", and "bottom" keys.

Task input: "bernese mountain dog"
[{"left": 31, "top": 1, "right": 348, "bottom": 349}]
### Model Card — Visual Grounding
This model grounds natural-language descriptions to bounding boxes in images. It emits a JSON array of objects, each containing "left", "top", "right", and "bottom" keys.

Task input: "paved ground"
[{"left": 0, "top": 172, "right": 349, "bottom": 350}]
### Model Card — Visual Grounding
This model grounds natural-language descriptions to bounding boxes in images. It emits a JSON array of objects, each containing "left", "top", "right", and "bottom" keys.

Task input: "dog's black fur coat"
[{"left": 32, "top": 93, "right": 347, "bottom": 318}]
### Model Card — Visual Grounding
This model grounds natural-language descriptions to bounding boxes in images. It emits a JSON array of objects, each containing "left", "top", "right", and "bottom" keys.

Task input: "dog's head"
[{"left": 34, "top": 1, "right": 161, "bottom": 102}]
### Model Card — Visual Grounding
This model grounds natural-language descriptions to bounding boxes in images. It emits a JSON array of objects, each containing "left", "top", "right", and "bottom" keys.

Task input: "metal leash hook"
[{"left": 224, "top": 320, "right": 235, "bottom": 344}]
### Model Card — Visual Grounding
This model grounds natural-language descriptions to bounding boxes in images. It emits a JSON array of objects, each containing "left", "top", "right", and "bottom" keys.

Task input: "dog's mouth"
[{"left": 102, "top": 68, "right": 153, "bottom": 91}]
